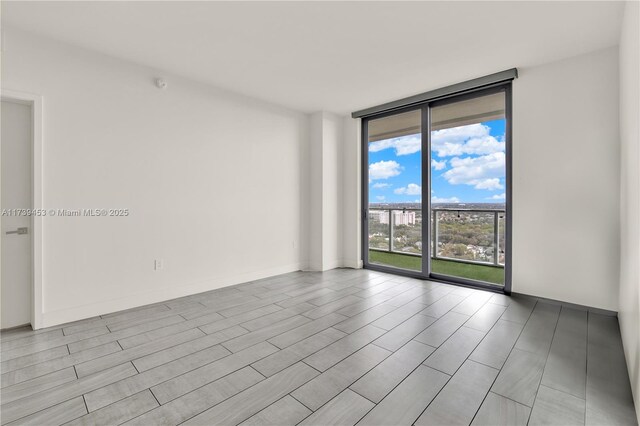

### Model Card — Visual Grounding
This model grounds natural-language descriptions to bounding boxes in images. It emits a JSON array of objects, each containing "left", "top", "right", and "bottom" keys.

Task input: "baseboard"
[
  {"left": 341, "top": 259, "right": 363, "bottom": 269},
  {"left": 511, "top": 291, "right": 618, "bottom": 317},
  {"left": 303, "top": 259, "right": 363, "bottom": 272},
  {"left": 39, "top": 262, "right": 304, "bottom": 329},
  {"left": 323, "top": 259, "right": 343, "bottom": 271},
  {"left": 38, "top": 264, "right": 617, "bottom": 329},
  {"left": 0, "top": 322, "right": 32, "bottom": 332}
]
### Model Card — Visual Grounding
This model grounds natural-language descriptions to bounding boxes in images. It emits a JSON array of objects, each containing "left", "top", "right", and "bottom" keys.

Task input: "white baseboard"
[
  {"left": 323, "top": 259, "right": 343, "bottom": 271},
  {"left": 39, "top": 262, "right": 304, "bottom": 329},
  {"left": 303, "top": 259, "right": 363, "bottom": 272},
  {"left": 341, "top": 259, "right": 363, "bottom": 269}
]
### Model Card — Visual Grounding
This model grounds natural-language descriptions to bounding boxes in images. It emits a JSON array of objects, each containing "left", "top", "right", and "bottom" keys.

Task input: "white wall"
[
  {"left": 307, "top": 113, "right": 324, "bottom": 270},
  {"left": 342, "top": 116, "right": 362, "bottom": 269},
  {"left": 322, "top": 113, "right": 343, "bottom": 270},
  {"left": 512, "top": 47, "right": 620, "bottom": 311},
  {"left": 618, "top": 1, "right": 640, "bottom": 419},
  {"left": 306, "top": 112, "right": 343, "bottom": 271},
  {"left": 2, "top": 28, "right": 309, "bottom": 327}
]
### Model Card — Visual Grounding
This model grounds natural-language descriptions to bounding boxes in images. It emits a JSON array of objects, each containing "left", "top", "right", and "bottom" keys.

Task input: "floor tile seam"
[
  {"left": 467, "top": 359, "right": 505, "bottom": 426},
  {"left": 417, "top": 290, "right": 477, "bottom": 321},
  {"left": 73, "top": 330, "right": 208, "bottom": 378},
  {"left": 264, "top": 311, "right": 382, "bottom": 351},
  {"left": 400, "top": 361, "right": 457, "bottom": 425},
  {"left": 298, "top": 328, "right": 389, "bottom": 373},
  {"left": 88, "top": 389, "right": 163, "bottom": 426},
  {"left": 521, "top": 301, "right": 561, "bottom": 424},
  {"left": 293, "top": 345, "right": 400, "bottom": 418},
  {"left": 88, "top": 339, "right": 276, "bottom": 410},
  {"left": 344, "top": 288, "right": 467, "bottom": 339},
  {"left": 173, "top": 360, "right": 320, "bottom": 426},
  {"left": 150, "top": 359, "right": 270, "bottom": 407},
  {"left": 0, "top": 344, "right": 81, "bottom": 386},
  {"left": 1, "top": 360, "right": 136, "bottom": 425},
  {"left": 484, "top": 299, "right": 538, "bottom": 423},
  {"left": 349, "top": 343, "right": 446, "bottom": 408},
  {"left": 420, "top": 321, "right": 494, "bottom": 378},
  {"left": 250, "top": 326, "right": 351, "bottom": 377}
]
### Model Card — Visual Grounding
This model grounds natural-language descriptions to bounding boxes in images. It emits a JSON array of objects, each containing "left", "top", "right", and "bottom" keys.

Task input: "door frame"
[
  {"left": 361, "top": 83, "right": 512, "bottom": 294},
  {"left": 1, "top": 89, "right": 44, "bottom": 329}
]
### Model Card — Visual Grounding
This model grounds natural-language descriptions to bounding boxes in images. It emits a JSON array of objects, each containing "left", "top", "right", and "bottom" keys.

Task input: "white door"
[{"left": 1, "top": 100, "right": 32, "bottom": 329}]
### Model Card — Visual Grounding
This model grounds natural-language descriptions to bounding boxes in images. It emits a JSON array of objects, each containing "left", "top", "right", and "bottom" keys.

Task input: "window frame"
[{"left": 361, "top": 82, "right": 512, "bottom": 294}]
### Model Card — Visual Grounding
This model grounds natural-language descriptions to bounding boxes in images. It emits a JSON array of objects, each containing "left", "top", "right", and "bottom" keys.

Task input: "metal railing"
[{"left": 368, "top": 207, "right": 505, "bottom": 268}]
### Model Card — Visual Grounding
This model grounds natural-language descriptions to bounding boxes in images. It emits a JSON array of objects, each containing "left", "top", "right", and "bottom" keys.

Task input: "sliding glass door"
[
  {"left": 428, "top": 89, "right": 508, "bottom": 286},
  {"left": 363, "top": 85, "right": 511, "bottom": 291},
  {"left": 365, "top": 108, "right": 424, "bottom": 272}
]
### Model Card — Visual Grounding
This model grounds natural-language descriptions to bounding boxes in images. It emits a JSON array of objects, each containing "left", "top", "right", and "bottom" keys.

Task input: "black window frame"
[{"left": 361, "top": 82, "right": 513, "bottom": 294}]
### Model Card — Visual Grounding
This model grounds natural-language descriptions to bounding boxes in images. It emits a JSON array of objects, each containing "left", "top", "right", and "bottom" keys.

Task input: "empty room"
[{"left": 1, "top": 1, "right": 639, "bottom": 425}]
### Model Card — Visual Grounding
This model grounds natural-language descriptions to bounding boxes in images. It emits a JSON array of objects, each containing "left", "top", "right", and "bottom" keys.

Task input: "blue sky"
[{"left": 368, "top": 119, "right": 506, "bottom": 204}]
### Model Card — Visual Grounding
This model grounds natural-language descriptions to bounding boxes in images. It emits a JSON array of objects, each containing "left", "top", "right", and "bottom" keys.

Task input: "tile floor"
[{"left": 1, "top": 269, "right": 637, "bottom": 425}]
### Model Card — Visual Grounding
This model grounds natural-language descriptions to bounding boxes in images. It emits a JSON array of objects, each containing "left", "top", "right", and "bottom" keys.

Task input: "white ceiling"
[{"left": 2, "top": 1, "right": 624, "bottom": 114}]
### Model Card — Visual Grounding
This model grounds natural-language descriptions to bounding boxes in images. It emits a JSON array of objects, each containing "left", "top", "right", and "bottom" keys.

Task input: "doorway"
[
  {"left": 1, "top": 99, "right": 33, "bottom": 328},
  {"left": 362, "top": 84, "right": 511, "bottom": 292},
  {"left": 1, "top": 91, "right": 43, "bottom": 330}
]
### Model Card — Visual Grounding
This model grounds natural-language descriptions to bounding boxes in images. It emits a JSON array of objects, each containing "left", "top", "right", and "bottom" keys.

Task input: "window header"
[{"left": 351, "top": 68, "right": 517, "bottom": 119}]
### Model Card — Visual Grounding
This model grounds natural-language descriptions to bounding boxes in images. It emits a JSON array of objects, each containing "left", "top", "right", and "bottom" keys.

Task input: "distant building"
[{"left": 374, "top": 210, "right": 416, "bottom": 225}]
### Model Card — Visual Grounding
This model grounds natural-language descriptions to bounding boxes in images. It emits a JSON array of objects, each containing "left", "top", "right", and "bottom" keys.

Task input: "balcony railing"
[{"left": 368, "top": 207, "right": 505, "bottom": 268}]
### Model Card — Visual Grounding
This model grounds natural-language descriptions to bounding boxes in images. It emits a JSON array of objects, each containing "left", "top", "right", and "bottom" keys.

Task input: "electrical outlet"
[
  {"left": 154, "top": 259, "right": 164, "bottom": 270},
  {"left": 292, "top": 240, "right": 297, "bottom": 249}
]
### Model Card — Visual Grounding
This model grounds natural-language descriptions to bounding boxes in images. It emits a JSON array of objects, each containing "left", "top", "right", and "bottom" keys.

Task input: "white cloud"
[
  {"left": 474, "top": 178, "right": 503, "bottom": 190},
  {"left": 431, "top": 159, "right": 447, "bottom": 170},
  {"left": 432, "top": 196, "right": 460, "bottom": 203},
  {"left": 376, "top": 196, "right": 386, "bottom": 201},
  {"left": 394, "top": 183, "right": 421, "bottom": 195},
  {"left": 369, "top": 135, "right": 421, "bottom": 156},
  {"left": 369, "top": 160, "right": 402, "bottom": 180},
  {"left": 431, "top": 124, "right": 505, "bottom": 158},
  {"left": 443, "top": 152, "right": 505, "bottom": 190},
  {"left": 487, "top": 193, "right": 506, "bottom": 200},
  {"left": 372, "top": 182, "right": 391, "bottom": 189}
]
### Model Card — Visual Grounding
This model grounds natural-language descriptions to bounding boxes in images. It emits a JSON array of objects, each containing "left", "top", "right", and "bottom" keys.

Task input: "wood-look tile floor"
[{"left": 1, "top": 269, "right": 637, "bottom": 426}]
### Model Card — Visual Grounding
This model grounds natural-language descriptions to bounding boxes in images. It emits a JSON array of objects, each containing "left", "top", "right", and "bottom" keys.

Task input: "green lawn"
[{"left": 368, "top": 250, "right": 504, "bottom": 285}]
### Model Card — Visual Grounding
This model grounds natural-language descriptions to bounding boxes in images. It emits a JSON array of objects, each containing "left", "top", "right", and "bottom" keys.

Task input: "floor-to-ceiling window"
[
  {"left": 366, "top": 109, "right": 423, "bottom": 273},
  {"left": 362, "top": 83, "right": 511, "bottom": 291}
]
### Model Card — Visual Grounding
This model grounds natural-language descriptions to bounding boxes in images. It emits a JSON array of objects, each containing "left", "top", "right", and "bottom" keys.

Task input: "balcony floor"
[{"left": 369, "top": 250, "right": 505, "bottom": 285}]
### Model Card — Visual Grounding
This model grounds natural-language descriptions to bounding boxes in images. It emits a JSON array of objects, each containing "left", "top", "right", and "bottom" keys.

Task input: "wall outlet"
[{"left": 154, "top": 259, "right": 164, "bottom": 270}]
